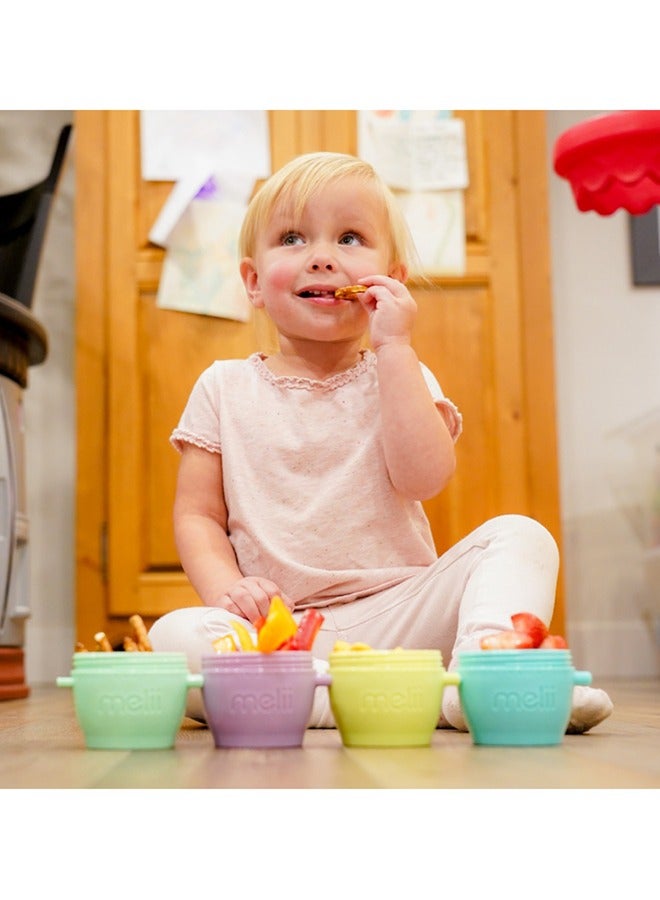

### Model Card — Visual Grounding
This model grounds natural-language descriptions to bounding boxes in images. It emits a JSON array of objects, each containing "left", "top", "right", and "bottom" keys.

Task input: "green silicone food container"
[{"left": 57, "top": 652, "right": 203, "bottom": 750}]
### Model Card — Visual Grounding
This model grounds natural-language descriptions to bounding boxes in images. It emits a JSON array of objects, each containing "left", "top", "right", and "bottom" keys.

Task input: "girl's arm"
[
  {"left": 360, "top": 276, "right": 456, "bottom": 500},
  {"left": 375, "top": 342, "right": 456, "bottom": 499},
  {"left": 173, "top": 444, "right": 288, "bottom": 621}
]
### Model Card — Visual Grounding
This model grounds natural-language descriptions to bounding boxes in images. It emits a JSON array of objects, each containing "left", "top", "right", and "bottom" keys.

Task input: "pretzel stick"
[
  {"left": 129, "top": 614, "right": 152, "bottom": 652},
  {"left": 94, "top": 632, "right": 113, "bottom": 652},
  {"left": 75, "top": 641, "right": 89, "bottom": 653},
  {"left": 123, "top": 636, "right": 140, "bottom": 652}
]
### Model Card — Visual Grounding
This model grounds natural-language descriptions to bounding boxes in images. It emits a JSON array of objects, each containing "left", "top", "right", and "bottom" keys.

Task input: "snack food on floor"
[
  {"left": 94, "top": 632, "right": 113, "bottom": 652},
  {"left": 77, "top": 615, "right": 154, "bottom": 653},
  {"left": 129, "top": 614, "right": 153, "bottom": 651}
]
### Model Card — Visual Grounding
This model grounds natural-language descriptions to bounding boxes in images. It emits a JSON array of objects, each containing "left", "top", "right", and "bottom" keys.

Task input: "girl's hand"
[
  {"left": 214, "top": 576, "right": 294, "bottom": 624},
  {"left": 356, "top": 275, "right": 417, "bottom": 351}
]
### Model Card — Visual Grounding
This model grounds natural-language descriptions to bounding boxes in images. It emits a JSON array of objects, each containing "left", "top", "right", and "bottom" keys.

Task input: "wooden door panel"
[
  {"left": 456, "top": 110, "right": 488, "bottom": 243},
  {"left": 142, "top": 294, "right": 264, "bottom": 567},
  {"left": 415, "top": 282, "right": 499, "bottom": 548}
]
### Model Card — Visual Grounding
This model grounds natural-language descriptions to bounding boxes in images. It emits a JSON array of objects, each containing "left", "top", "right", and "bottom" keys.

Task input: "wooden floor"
[{"left": 0, "top": 678, "right": 658, "bottom": 789}]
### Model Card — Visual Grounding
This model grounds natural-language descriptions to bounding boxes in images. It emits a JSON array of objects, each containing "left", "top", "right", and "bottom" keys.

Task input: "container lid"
[
  {"left": 458, "top": 649, "right": 573, "bottom": 668},
  {"left": 71, "top": 651, "right": 189, "bottom": 670},
  {"left": 201, "top": 650, "right": 314, "bottom": 672},
  {"left": 329, "top": 648, "right": 443, "bottom": 669},
  {"left": 553, "top": 110, "right": 660, "bottom": 215}
]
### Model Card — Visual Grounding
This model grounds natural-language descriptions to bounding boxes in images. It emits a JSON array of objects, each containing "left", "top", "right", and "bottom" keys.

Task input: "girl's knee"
[
  {"left": 149, "top": 605, "right": 250, "bottom": 654},
  {"left": 491, "top": 514, "right": 559, "bottom": 567},
  {"left": 149, "top": 607, "right": 202, "bottom": 648}
]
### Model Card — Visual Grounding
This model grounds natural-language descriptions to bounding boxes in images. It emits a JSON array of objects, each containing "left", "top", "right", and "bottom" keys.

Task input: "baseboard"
[{"left": 0, "top": 647, "right": 29, "bottom": 700}]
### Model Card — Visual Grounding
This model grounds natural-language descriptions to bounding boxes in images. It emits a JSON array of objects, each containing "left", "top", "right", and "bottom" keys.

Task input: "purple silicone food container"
[{"left": 201, "top": 651, "right": 331, "bottom": 749}]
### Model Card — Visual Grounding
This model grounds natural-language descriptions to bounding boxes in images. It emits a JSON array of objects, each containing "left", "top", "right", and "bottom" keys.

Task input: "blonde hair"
[{"left": 239, "top": 151, "right": 420, "bottom": 276}]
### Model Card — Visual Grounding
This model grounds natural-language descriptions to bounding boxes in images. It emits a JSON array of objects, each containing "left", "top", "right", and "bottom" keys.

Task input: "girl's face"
[{"left": 240, "top": 176, "right": 403, "bottom": 346}]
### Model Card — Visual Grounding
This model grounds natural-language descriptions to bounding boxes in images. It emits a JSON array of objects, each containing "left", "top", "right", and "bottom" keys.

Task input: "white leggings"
[{"left": 149, "top": 514, "right": 560, "bottom": 723}]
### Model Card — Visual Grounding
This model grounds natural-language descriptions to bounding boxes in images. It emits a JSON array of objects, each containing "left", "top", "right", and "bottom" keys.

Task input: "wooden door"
[{"left": 75, "top": 110, "right": 563, "bottom": 647}]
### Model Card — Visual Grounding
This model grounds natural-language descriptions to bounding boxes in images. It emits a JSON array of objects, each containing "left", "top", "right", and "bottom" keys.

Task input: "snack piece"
[
  {"left": 332, "top": 640, "right": 372, "bottom": 653},
  {"left": 257, "top": 595, "right": 298, "bottom": 653},
  {"left": 212, "top": 634, "right": 238, "bottom": 653},
  {"left": 480, "top": 630, "right": 535, "bottom": 650},
  {"left": 80, "top": 614, "right": 155, "bottom": 655},
  {"left": 540, "top": 634, "right": 568, "bottom": 649},
  {"left": 210, "top": 599, "right": 326, "bottom": 654},
  {"left": 129, "top": 614, "right": 153, "bottom": 652},
  {"left": 511, "top": 612, "right": 548, "bottom": 648},
  {"left": 94, "top": 632, "right": 113, "bottom": 652},
  {"left": 480, "top": 611, "right": 569, "bottom": 650},
  {"left": 280, "top": 609, "right": 324, "bottom": 651},
  {"left": 231, "top": 620, "right": 257, "bottom": 652},
  {"left": 334, "top": 284, "right": 366, "bottom": 300}
]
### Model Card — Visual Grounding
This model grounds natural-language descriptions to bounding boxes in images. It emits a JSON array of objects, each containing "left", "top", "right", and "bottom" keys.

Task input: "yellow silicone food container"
[{"left": 328, "top": 648, "right": 459, "bottom": 747}]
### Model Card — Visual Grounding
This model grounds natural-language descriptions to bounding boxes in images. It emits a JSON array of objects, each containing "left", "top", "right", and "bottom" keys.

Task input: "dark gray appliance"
[{"left": 0, "top": 123, "right": 70, "bottom": 696}]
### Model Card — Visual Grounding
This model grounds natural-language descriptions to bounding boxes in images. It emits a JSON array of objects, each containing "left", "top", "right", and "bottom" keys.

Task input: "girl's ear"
[
  {"left": 388, "top": 260, "right": 408, "bottom": 283},
  {"left": 240, "top": 257, "right": 264, "bottom": 308}
]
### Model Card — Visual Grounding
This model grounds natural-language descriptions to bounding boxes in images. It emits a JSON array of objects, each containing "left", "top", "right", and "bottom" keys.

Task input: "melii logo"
[
  {"left": 98, "top": 690, "right": 163, "bottom": 715},
  {"left": 360, "top": 688, "right": 423, "bottom": 713},
  {"left": 491, "top": 686, "right": 557, "bottom": 712},
  {"left": 230, "top": 689, "right": 294, "bottom": 714}
]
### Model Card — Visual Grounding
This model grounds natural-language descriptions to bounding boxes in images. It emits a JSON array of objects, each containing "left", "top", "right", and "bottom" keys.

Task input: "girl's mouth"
[
  {"left": 296, "top": 288, "right": 345, "bottom": 306},
  {"left": 297, "top": 289, "right": 337, "bottom": 299}
]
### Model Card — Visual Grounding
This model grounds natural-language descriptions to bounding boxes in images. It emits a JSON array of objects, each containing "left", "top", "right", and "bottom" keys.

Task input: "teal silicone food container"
[
  {"left": 328, "top": 648, "right": 460, "bottom": 748},
  {"left": 457, "top": 649, "right": 592, "bottom": 746},
  {"left": 56, "top": 652, "right": 203, "bottom": 749},
  {"left": 201, "top": 651, "right": 332, "bottom": 749}
]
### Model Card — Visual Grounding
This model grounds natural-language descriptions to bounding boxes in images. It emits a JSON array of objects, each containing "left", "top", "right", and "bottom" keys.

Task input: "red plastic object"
[{"left": 553, "top": 111, "right": 660, "bottom": 216}]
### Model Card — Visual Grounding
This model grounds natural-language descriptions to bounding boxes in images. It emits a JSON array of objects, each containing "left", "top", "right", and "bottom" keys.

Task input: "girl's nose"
[{"left": 307, "top": 243, "right": 336, "bottom": 272}]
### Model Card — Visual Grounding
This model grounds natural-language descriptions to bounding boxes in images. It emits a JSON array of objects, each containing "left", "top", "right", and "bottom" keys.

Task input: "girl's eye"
[
  {"left": 281, "top": 231, "right": 304, "bottom": 246},
  {"left": 339, "top": 232, "right": 362, "bottom": 246}
]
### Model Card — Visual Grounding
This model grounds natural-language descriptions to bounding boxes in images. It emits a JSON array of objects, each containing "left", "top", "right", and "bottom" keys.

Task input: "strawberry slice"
[
  {"left": 539, "top": 633, "right": 568, "bottom": 649},
  {"left": 511, "top": 612, "right": 549, "bottom": 648},
  {"left": 480, "top": 630, "right": 535, "bottom": 650}
]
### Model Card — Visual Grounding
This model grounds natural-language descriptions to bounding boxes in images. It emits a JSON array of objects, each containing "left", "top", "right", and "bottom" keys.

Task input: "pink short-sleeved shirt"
[{"left": 171, "top": 351, "right": 462, "bottom": 609}]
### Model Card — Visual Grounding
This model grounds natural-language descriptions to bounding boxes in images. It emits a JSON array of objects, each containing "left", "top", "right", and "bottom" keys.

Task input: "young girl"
[{"left": 149, "top": 151, "right": 613, "bottom": 733}]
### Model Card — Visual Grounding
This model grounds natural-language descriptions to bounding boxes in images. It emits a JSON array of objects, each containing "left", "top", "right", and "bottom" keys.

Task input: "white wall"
[
  {"left": 1, "top": 110, "right": 658, "bottom": 684},
  {"left": 547, "top": 111, "right": 660, "bottom": 677}
]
